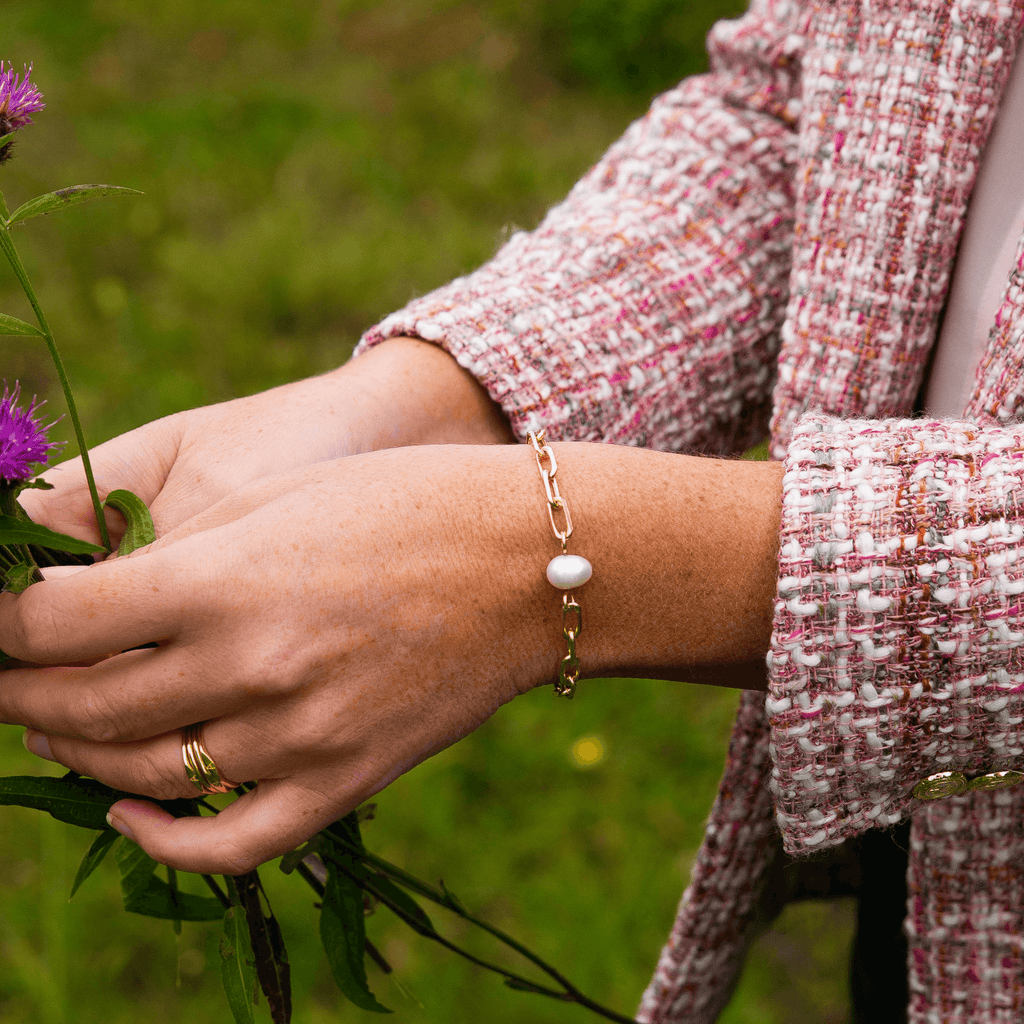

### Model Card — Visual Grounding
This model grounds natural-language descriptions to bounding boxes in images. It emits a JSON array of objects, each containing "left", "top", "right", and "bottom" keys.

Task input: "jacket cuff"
[{"left": 767, "top": 415, "right": 1024, "bottom": 854}]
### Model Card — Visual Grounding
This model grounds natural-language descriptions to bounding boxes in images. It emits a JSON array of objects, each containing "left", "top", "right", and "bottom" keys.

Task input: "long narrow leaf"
[
  {"left": 69, "top": 829, "right": 120, "bottom": 900},
  {"left": 367, "top": 871, "right": 436, "bottom": 935},
  {"left": 7, "top": 185, "right": 143, "bottom": 227},
  {"left": 0, "top": 312, "right": 41, "bottom": 336},
  {"left": 220, "top": 908, "right": 256, "bottom": 1024},
  {"left": 0, "top": 514, "right": 104, "bottom": 555},
  {"left": 0, "top": 774, "right": 126, "bottom": 830},
  {"left": 124, "top": 875, "right": 225, "bottom": 922},
  {"left": 320, "top": 835, "right": 435, "bottom": 936},
  {"left": 320, "top": 861, "right": 390, "bottom": 1013},
  {"left": 115, "top": 838, "right": 158, "bottom": 904},
  {"left": 329, "top": 835, "right": 450, "bottom": 908}
]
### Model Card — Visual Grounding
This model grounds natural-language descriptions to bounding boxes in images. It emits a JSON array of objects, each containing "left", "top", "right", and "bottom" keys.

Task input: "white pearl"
[{"left": 546, "top": 554, "right": 592, "bottom": 590}]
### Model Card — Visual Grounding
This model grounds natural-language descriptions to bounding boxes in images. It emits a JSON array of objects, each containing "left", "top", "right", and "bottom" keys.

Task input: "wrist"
[
  {"left": 338, "top": 337, "right": 514, "bottom": 451},
  {"left": 523, "top": 443, "right": 783, "bottom": 689}
]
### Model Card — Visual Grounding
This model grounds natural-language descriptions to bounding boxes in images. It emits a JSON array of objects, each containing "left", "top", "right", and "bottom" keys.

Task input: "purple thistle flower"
[
  {"left": 0, "top": 384, "right": 60, "bottom": 483},
  {"left": 0, "top": 63, "right": 44, "bottom": 164}
]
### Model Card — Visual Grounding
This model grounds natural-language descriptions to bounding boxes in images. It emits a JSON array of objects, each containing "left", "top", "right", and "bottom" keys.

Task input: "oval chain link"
[
  {"left": 558, "top": 595, "right": 582, "bottom": 696},
  {"left": 529, "top": 430, "right": 572, "bottom": 554}
]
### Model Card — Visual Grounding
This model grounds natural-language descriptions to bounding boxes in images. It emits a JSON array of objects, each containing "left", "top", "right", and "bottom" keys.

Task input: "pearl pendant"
[{"left": 546, "top": 553, "right": 593, "bottom": 589}]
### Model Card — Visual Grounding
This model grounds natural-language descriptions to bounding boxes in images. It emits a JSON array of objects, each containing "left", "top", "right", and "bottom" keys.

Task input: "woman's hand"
[
  {"left": 19, "top": 337, "right": 513, "bottom": 548},
  {"left": 0, "top": 442, "right": 782, "bottom": 874},
  {"left": 0, "top": 445, "right": 553, "bottom": 873}
]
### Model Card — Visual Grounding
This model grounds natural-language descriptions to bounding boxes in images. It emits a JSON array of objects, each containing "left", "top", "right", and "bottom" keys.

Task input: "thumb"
[
  {"left": 106, "top": 780, "right": 333, "bottom": 874},
  {"left": 18, "top": 416, "right": 181, "bottom": 546}
]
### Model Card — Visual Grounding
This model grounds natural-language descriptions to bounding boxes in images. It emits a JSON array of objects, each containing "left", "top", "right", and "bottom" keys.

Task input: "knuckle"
[
  {"left": 126, "top": 748, "right": 189, "bottom": 801},
  {"left": 238, "top": 654, "right": 304, "bottom": 701},
  {"left": 3, "top": 595, "right": 64, "bottom": 663}
]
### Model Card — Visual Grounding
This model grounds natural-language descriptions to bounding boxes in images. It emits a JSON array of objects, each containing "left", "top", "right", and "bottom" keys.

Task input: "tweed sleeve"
[
  {"left": 355, "top": 0, "right": 810, "bottom": 454},
  {"left": 768, "top": 414, "right": 1024, "bottom": 855}
]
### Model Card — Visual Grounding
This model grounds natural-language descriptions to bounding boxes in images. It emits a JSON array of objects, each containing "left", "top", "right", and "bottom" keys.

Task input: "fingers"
[
  {"left": 0, "top": 546, "right": 192, "bottom": 664},
  {"left": 2, "top": 646, "right": 244, "bottom": 742},
  {"left": 25, "top": 714, "right": 267, "bottom": 799},
  {"left": 105, "top": 779, "right": 342, "bottom": 874}
]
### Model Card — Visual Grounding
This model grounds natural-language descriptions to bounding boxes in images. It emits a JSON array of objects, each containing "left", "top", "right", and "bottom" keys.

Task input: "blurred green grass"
[{"left": 0, "top": 2, "right": 853, "bottom": 1022}]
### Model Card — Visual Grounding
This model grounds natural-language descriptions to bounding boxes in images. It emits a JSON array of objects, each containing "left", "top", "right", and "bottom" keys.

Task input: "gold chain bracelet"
[{"left": 527, "top": 430, "right": 592, "bottom": 699}]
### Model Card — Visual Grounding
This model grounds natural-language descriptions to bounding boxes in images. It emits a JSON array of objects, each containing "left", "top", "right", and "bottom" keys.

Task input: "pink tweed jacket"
[{"left": 358, "top": 0, "right": 1024, "bottom": 1019}]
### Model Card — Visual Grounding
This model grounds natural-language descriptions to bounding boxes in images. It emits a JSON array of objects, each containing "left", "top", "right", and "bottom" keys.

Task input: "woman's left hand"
[{"left": 0, "top": 442, "right": 783, "bottom": 874}]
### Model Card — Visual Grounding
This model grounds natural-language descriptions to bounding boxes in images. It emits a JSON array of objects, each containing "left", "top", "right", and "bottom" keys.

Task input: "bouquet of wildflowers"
[{"left": 0, "top": 63, "right": 635, "bottom": 1024}]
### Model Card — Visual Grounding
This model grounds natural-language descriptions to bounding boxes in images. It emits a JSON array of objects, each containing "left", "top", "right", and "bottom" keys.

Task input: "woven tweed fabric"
[
  {"left": 907, "top": 788, "right": 1024, "bottom": 1022},
  {"left": 770, "top": 415, "right": 1024, "bottom": 850},
  {"left": 358, "top": 0, "right": 803, "bottom": 457},
  {"left": 768, "top": 0, "right": 1020, "bottom": 458},
  {"left": 354, "top": 0, "right": 1024, "bottom": 1020},
  {"left": 972, "top": 228, "right": 1024, "bottom": 425}
]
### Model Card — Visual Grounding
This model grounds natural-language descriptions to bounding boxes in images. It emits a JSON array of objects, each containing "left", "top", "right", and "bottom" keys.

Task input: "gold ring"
[{"left": 181, "top": 721, "right": 236, "bottom": 795}]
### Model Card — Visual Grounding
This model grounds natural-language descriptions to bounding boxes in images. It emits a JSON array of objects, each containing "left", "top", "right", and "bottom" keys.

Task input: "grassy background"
[{"left": 0, "top": 2, "right": 853, "bottom": 1022}]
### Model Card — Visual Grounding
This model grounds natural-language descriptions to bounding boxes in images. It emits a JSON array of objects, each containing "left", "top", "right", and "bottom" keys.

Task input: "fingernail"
[
  {"left": 105, "top": 811, "right": 136, "bottom": 842},
  {"left": 22, "top": 729, "right": 54, "bottom": 762}
]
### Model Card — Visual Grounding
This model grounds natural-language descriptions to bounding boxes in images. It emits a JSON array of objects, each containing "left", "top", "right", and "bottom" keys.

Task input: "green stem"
[
  {"left": 201, "top": 873, "right": 232, "bottom": 909},
  {"left": 329, "top": 857, "right": 571, "bottom": 1003},
  {"left": 0, "top": 220, "right": 110, "bottom": 551},
  {"left": 323, "top": 850, "right": 636, "bottom": 1024}
]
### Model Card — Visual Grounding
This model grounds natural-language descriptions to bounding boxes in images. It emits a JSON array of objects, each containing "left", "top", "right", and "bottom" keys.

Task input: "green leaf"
[
  {"left": 3, "top": 558, "right": 41, "bottom": 594},
  {"left": 320, "top": 861, "right": 390, "bottom": 1013},
  {"left": 220, "top": 907, "right": 257, "bottom": 1024},
  {"left": 115, "top": 837, "right": 158, "bottom": 904},
  {"left": 103, "top": 488, "right": 155, "bottom": 556},
  {"left": 0, "top": 515, "right": 104, "bottom": 555},
  {"left": 114, "top": 839, "right": 222, "bottom": 921},
  {"left": 330, "top": 838, "right": 446, "bottom": 908},
  {"left": 7, "top": 185, "right": 144, "bottom": 227},
  {"left": 0, "top": 312, "right": 42, "bottom": 337},
  {"left": 69, "top": 829, "right": 120, "bottom": 900},
  {"left": 278, "top": 837, "right": 321, "bottom": 876},
  {"left": 0, "top": 773, "right": 126, "bottom": 830},
  {"left": 326, "top": 810, "right": 366, "bottom": 851},
  {"left": 368, "top": 871, "right": 436, "bottom": 935},
  {"left": 124, "top": 874, "right": 225, "bottom": 922},
  {"left": 0, "top": 133, "right": 14, "bottom": 153}
]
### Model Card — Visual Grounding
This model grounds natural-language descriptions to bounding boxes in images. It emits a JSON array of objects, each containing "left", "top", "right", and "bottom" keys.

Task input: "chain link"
[
  {"left": 528, "top": 429, "right": 572, "bottom": 554},
  {"left": 558, "top": 595, "right": 582, "bottom": 696},
  {"left": 528, "top": 429, "right": 584, "bottom": 698}
]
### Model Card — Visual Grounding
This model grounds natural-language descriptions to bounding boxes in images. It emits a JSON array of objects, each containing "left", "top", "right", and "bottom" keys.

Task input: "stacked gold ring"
[{"left": 181, "top": 721, "right": 236, "bottom": 795}]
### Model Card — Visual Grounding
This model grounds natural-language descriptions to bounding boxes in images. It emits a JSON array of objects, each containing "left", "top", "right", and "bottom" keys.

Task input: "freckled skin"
[{"left": 0, "top": 339, "right": 781, "bottom": 874}]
